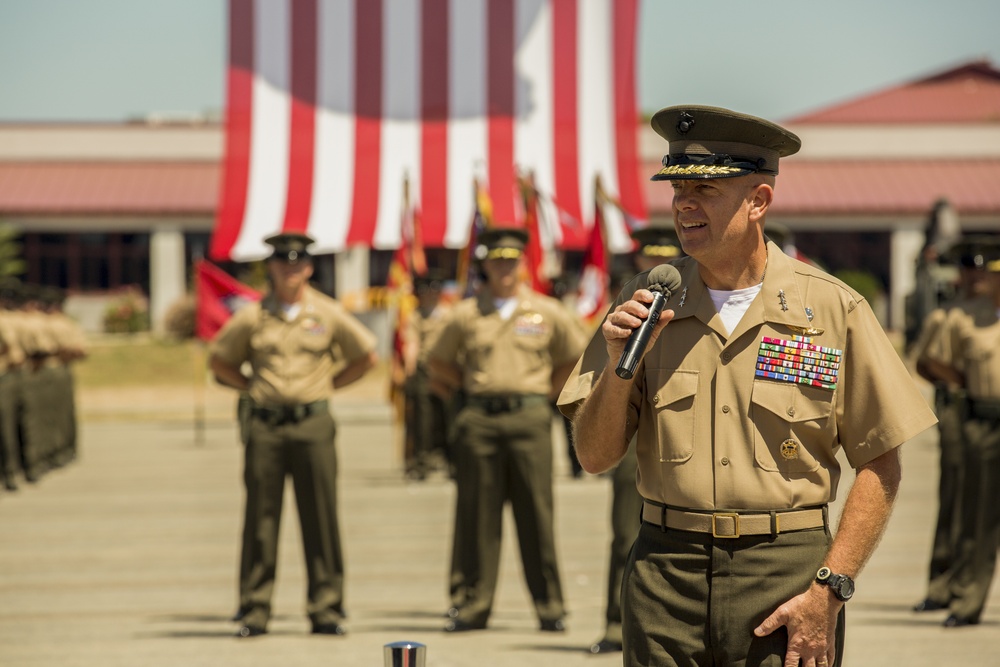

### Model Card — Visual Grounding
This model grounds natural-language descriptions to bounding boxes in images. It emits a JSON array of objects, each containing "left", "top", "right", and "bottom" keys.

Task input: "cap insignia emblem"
[{"left": 677, "top": 112, "right": 695, "bottom": 134}]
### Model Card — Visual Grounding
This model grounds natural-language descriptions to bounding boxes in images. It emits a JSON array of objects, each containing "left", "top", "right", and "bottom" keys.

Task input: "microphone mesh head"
[{"left": 648, "top": 264, "right": 682, "bottom": 295}]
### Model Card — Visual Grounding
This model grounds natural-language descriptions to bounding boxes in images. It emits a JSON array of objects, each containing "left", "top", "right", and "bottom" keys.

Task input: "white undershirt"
[
  {"left": 281, "top": 302, "right": 302, "bottom": 321},
  {"left": 707, "top": 284, "right": 762, "bottom": 335},
  {"left": 494, "top": 297, "right": 518, "bottom": 321}
]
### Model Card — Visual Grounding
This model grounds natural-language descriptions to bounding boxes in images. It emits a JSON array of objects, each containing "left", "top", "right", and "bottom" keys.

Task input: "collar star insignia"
[
  {"left": 678, "top": 286, "right": 688, "bottom": 308},
  {"left": 778, "top": 289, "right": 788, "bottom": 311}
]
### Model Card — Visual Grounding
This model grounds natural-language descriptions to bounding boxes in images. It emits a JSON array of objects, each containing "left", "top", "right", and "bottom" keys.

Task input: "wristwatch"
[{"left": 815, "top": 567, "right": 855, "bottom": 602}]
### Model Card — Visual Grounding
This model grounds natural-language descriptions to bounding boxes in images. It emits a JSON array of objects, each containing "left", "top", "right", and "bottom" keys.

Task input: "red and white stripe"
[{"left": 211, "top": 0, "right": 646, "bottom": 262}]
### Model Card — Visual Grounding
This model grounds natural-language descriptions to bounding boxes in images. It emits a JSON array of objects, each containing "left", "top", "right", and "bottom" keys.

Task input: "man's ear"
[{"left": 748, "top": 183, "right": 773, "bottom": 224}]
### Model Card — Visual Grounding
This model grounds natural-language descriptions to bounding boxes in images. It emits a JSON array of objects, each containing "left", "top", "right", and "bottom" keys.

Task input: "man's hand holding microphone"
[{"left": 605, "top": 264, "right": 683, "bottom": 380}]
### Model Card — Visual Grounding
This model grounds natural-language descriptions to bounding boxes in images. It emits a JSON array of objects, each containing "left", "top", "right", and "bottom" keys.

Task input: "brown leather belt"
[
  {"left": 641, "top": 501, "right": 826, "bottom": 538},
  {"left": 968, "top": 398, "right": 1000, "bottom": 420}
]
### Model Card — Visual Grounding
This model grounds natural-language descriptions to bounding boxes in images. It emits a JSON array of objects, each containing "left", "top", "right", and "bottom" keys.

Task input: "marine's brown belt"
[{"left": 641, "top": 501, "right": 827, "bottom": 538}]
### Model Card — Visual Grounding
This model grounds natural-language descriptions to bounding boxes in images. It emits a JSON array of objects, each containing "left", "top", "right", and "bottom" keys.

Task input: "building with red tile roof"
[
  {"left": 1, "top": 60, "right": 998, "bottom": 332},
  {"left": 640, "top": 59, "right": 1000, "bottom": 331}
]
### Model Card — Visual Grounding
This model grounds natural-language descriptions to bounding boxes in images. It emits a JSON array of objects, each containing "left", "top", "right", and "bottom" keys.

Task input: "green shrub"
[
  {"left": 103, "top": 287, "right": 149, "bottom": 333},
  {"left": 833, "top": 269, "right": 883, "bottom": 304}
]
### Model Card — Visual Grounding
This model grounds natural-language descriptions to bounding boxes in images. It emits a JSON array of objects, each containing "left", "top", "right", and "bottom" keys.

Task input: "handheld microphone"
[{"left": 615, "top": 264, "right": 682, "bottom": 380}]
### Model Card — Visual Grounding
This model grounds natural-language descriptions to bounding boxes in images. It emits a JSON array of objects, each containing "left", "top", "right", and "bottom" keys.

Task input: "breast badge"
[{"left": 780, "top": 439, "right": 799, "bottom": 460}]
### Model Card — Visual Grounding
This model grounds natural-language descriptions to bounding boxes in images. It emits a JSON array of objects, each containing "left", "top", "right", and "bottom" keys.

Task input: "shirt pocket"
[
  {"left": 750, "top": 381, "right": 833, "bottom": 473},
  {"left": 646, "top": 368, "right": 699, "bottom": 463},
  {"left": 250, "top": 325, "right": 284, "bottom": 356}
]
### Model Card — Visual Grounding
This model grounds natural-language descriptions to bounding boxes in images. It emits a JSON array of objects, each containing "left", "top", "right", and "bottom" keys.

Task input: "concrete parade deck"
[{"left": 1, "top": 383, "right": 997, "bottom": 667}]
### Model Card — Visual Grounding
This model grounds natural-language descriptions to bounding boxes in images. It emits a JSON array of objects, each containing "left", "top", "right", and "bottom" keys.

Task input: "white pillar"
[
  {"left": 889, "top": 227, "right": 925, "bottom": 332},
  {"left": 334, "top": 247, "right": 370, "bottom": 311},
  {"left": 150, "top": 225, "right": 187, "bottom": 334}
]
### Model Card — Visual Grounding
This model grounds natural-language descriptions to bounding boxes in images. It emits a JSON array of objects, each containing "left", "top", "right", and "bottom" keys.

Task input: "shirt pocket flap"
[
  {"left": 751, "top": 381, "right": 834, "bottom": 423},
  {"left": 649, "top": 369, "right": 699, "bottom": 409}
]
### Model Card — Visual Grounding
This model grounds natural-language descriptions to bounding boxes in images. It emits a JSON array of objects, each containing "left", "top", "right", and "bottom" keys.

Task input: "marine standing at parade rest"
[
  {"left": 559, "top": 105, "right": 937, "bottom": 667},
  {"left": 917, "top": 241, "right": 1000, "bottom": 627},
  {"left": 590, "top": 223, "right": 684, "bottom": 655},
  {"left": 909, "top": 237, "right": 996, "bottom": 616},
  {"left": 399, "top": 270, "right": 453, "bottom": 479},
  {"left": 209, "top": 232, "right": 378, "bottom": 638},
  {"left": 0, "top": 282, "right": 26, "bottom": 493},
  {"left": 428, "top": 227, "right": 586, "bottom": 633}
]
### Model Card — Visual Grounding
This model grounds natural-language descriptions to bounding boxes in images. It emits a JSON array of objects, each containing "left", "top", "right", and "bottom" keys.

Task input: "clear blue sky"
[{"left": 1, "top": 0, "right": 998, "bottom": 123}]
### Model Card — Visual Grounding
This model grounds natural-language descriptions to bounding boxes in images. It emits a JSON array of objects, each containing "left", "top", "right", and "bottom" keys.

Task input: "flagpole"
[
  {"left": 194, "top": 340, "right": 206, "bottom": 447},
  {"left": 192, "top": 252, "right": 206, "bottom": 447}
]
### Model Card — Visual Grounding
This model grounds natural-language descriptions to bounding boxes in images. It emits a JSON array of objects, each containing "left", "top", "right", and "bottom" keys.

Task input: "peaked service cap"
[{"left": 650, "top": 105, "right": 801, "bottom": 180}]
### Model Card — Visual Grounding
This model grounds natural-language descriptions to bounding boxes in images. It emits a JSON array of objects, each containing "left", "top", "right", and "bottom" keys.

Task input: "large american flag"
[{"left": 210, "top": 0, "right": 646, "bottom": 262}]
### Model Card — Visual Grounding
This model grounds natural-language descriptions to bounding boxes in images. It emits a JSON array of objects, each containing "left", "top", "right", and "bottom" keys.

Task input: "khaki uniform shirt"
[
  {"left": 211, "top": 286, "right": 376, "bottom": 406},
  {"left": 910, "top": 306, "right": 949, "bottom": 370},
  {"left": 939, "top": 297, "right": 1000, "bottom": 401},
  {"left": 408, "top": 302, "right": 451, "bottom": 368},
  {"left": 18, "top": 310, "right": 59, "bottom": 362},
  {"left": 48, "top": 311, "right": 88, "bottom": 360},
  {"left": 429, "top": 285, "right": 586, "bottom": 396},
  {"left": 559, "top": 243, "right": 936, "bottom": 511},
  {"left": 0, "top": 311, "right": 25, "bottom": 373}
]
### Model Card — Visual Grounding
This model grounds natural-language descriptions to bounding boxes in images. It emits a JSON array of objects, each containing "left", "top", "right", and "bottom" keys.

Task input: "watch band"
[{"left": 816, "top": 566, "right": 855, "bottom": 601}]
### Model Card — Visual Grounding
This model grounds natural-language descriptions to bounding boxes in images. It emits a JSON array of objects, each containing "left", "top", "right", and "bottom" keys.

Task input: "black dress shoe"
[
  {"left": 444, "top": 619, "right": 486, "bottom": 632},
  {"left": 590, "top": 639, "right": 623, "bottom": 654},
  {"left": 539, "top": 618, "right": 566, "bottom": 632},
  {"left": 943, "top": 614, "right": 978, "bottom": 628},
  {"left": 311, "top": 623, "right": 347, "bottom": 636},
  {"left": 230, "top": 605, "right": 252, "bottom": 622},
  {"left": 3, "top": 478, "right": 18, "bottom": 492},
  {"left": 236, "top": 625, "right": 267, "bottom": 638},
  {"left": 912, "top": 598, "right": 947, "bottom": 612}
]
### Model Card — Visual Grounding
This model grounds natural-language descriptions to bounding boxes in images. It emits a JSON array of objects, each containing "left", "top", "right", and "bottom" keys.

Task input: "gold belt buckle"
[{"left": 712, "top": 512, "right": 741, "bottom": 538}]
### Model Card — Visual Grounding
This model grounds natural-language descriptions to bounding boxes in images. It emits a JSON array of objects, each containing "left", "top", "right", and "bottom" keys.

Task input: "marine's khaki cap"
[
  {"left": 650, "top": 105, "right": 801, "bottom": 180},
  {"left": 475, "top": 227, "right": 529, "bottom": 261},
  {"left": 264, "top": 232, "right": 315, "bottom": 263},
  {"left": 630, "top": 226, "right": 682, "bottom": 259}
]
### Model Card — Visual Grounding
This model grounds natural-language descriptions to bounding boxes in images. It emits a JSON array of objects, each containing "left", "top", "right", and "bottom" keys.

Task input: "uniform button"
[
  {"left": 787, "top": 406, "right": 795, "bottom": 417},
  {"left": 722, "top": 351, "right": 732, "bottom": 361},
  {"left": 721, "top": 405, "right": 730, "bottom": 414},
  {"left": 652, "top": 396, "right": 659, "bottom": 405},
  {"left": 721, "top": 457, "right": 730, "bottom": 466}
]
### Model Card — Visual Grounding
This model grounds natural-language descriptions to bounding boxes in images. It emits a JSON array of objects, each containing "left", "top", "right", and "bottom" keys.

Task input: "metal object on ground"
[{"left": 384, "top": 641, "right": 426, "bottom": 667}]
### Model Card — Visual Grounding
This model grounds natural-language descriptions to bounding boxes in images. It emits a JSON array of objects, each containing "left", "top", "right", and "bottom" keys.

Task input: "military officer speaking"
[
  {"left": 210, "top": 232, "right": 378, "bottom": 638},
  {"left": 559, "top": 106, "right": 937, "bottom": 667}
]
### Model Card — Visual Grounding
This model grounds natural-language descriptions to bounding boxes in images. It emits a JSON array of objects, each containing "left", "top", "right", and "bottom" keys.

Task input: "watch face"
[{"left": 837, "top": 577, "right": 855, "bottom": 600}]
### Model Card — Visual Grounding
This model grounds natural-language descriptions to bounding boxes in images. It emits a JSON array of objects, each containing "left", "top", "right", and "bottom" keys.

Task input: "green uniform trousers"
[
  {"left": 623, "top": 522, "right": 844, "bottom": 667},
  {"left": 947, "top": 413, "right": 1000, "bottom": 622},
  {"left": 600, "top": 441, "right": 642, "bottom": 644},
  {"left": 235, "top": 394, "right": 255, "bottom": 612},
  {"left": 242, "top": 408, "right": 345, "bottom": 629},
  {"left": 405, "top": 365, "right": 451, "bottom": 477},
  {"left": 0, "top": 371, "right": 21, "bottom": 482},
  {"left": 51, "top": 365, "right": 77, "bottom": 465},
  {"left": 924, "top": 388, "right": 966, "bottom": 605},
  {"left": 451, "top": 400, "right": 565, "bottom": 627},
  {"left": 20, "top": 364, "right": 61, "bottom": 478}
]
